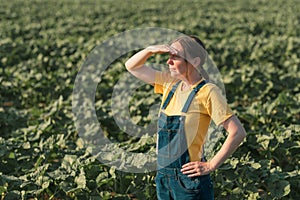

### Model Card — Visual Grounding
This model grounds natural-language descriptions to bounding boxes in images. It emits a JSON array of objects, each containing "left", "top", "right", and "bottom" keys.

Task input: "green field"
[{"left": 1, "top": 0, "right": 299, "bottom": 199}]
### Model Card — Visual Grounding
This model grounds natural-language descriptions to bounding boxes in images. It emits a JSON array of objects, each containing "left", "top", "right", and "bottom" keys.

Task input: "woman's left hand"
[{"left": 181, "top": 161, "right": 213, "bottom": 177}]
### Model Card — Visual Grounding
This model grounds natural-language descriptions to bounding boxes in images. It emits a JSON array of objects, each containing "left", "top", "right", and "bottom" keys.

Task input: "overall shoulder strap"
[
  {"left": 161, "top": 81, "right": 181, "bottom": 110},
  {"left": 181, "top": 80, "right": 206, "bottom": 113}
]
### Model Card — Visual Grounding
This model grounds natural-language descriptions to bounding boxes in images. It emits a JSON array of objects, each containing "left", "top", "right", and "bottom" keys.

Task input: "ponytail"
[{"left": 189, "top": 35, "right": 210, "bottom": 81}]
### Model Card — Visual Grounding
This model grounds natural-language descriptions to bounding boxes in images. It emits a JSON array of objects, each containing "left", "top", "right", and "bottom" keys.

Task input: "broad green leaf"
[
  {"left": 75, "top": 168, "right": 86, "bottom": 189},
  {"left": 251, "top": 162, "right": 261, "bottom": 170},
  {"left": 269, "top": 180, "right": 291, "bottom": 198}
]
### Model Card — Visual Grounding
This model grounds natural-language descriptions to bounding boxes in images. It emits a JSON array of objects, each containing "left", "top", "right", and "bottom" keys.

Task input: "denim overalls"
[{"left": 155, "top": 80, "right": 214, "bottom": 200}]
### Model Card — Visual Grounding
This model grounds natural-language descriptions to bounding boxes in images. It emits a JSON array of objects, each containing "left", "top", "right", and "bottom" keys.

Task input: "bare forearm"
[
  {"left": 125, "top": 49, "right": 153, "bottom": 71},
  {"left": 209, "top": 128, "right": 246, "bottom": 170},
  {"left": 125, "top": 44, "right": 177, "bottom": 71}
]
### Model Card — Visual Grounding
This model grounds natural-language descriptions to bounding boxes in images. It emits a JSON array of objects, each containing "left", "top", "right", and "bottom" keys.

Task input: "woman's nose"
[{"left": 167, "top": 58, "right": 173, "bottom": 65}]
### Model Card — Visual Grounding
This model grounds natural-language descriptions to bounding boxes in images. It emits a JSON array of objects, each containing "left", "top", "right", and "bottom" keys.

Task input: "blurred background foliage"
[{"left": 0, "top": 0, "right": 299, "bottom": 199}]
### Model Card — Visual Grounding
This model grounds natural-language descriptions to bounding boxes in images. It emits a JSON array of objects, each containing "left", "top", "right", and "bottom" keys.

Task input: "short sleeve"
[
  {"left": 205, "top": 85, "right": 234, "bottom": 126},
  {"left": 154, "top": 71, "right": 176, "bottom": 94}
]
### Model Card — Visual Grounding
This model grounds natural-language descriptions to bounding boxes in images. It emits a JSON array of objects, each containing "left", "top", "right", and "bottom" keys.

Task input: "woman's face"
[{"left": 167, "top": 42, "right": 188, "bottom": 78}]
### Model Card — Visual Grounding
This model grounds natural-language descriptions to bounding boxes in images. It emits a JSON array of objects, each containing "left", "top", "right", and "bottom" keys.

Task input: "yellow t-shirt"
[{"left": 154, "top": 71, "right": 234, "bottom": 161}]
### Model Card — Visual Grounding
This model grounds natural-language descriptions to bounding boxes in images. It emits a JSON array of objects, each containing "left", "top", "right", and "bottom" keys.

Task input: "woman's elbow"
[
  {"left": 124, "top": 60, "right": 131, "bottom": 70},
  {"left": 238, "top": 127, "right": 247, "bottom": 141}
]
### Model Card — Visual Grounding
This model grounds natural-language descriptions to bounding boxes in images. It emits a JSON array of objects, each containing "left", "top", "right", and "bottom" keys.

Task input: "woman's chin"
[{"left": 170, "top": 71, "right": 179, "bottom": 77}]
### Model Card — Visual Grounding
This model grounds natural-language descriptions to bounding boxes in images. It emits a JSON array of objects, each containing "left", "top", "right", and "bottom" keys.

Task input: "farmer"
[{"left": 125, "top": 35, "right": 247, "bottom": 200}]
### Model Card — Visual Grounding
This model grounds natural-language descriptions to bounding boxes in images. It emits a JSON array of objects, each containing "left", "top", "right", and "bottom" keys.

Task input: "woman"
[{"left": 125, "top": 35, "right": 246, "bottom": 200}]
